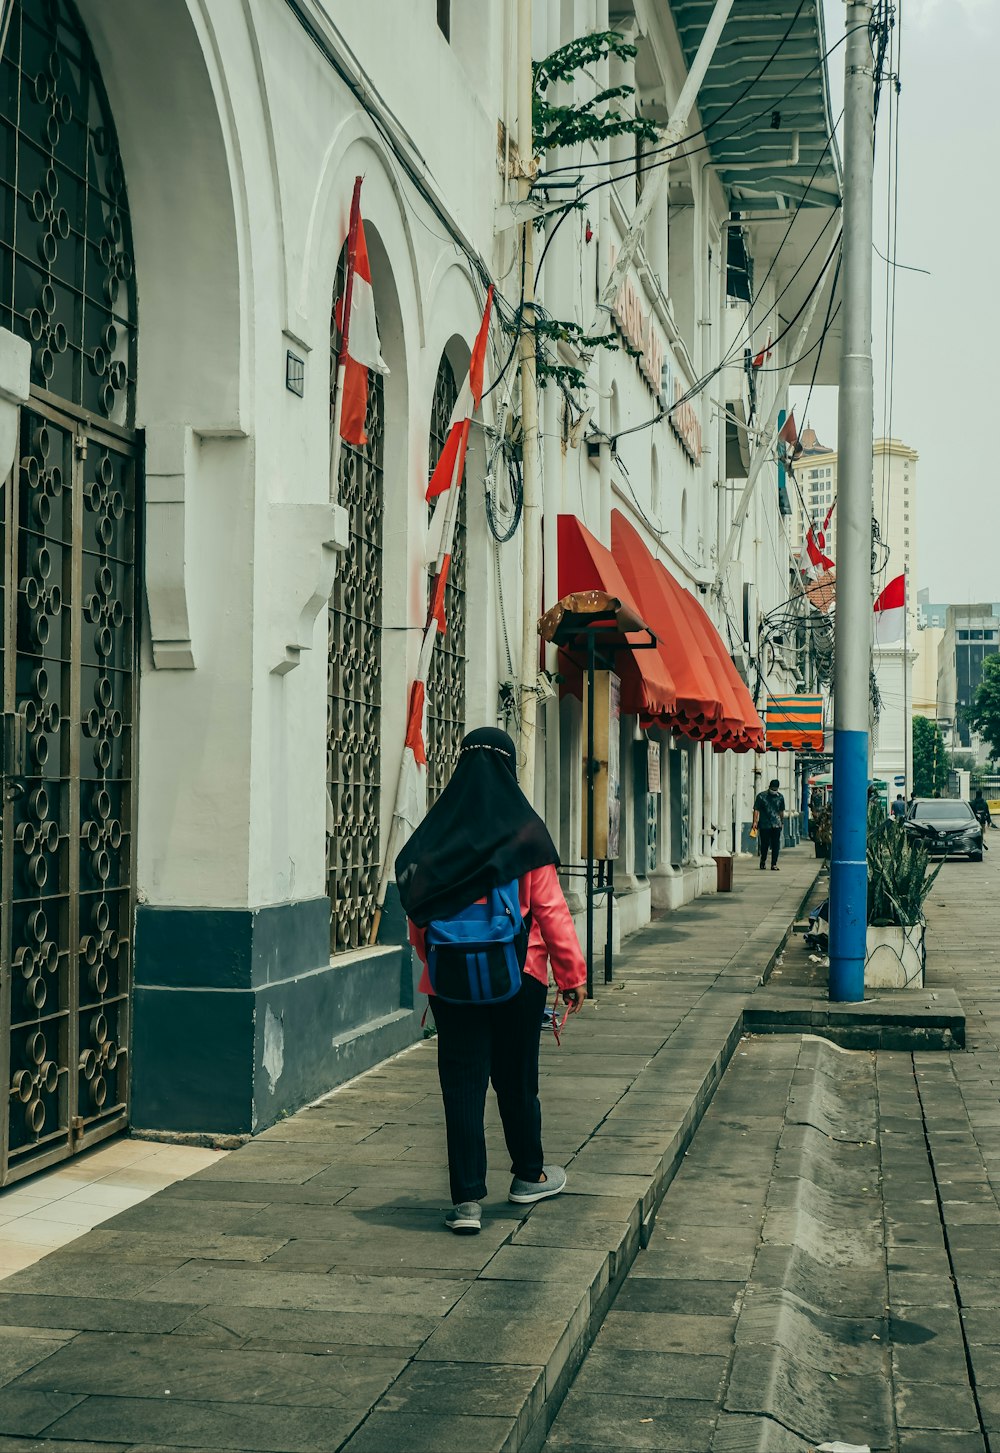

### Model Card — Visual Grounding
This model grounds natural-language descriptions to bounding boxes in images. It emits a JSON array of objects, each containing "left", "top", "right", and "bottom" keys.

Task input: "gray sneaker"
[
  {"left": 508, "top": 1164, "right": 567, "bottom": 1204},
  {"left": 445, "top": 1201, "right": 482, "bottom": 1234}
]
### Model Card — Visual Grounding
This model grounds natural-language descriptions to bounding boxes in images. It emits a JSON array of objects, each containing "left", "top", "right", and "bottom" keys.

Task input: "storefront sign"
[
  {"left": 647, "top": 739, "right": 661, "bottom": 793},
  {"left": 608, "top": 248, "right": 702, "bottom": 467},
  {"left": 612, "top": 271, "right": 664, "bottom": 397},
  {"left": 660, "top": 359, "right": 703, "bottom": 465}
]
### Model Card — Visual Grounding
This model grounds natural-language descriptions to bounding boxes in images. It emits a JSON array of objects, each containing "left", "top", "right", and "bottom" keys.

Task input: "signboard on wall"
[
  {"left": 647, "top": 739, "right": 661, "bottom": 794},
  {"left": 582, "top": 671, "right": 621, "bottom": 860}
]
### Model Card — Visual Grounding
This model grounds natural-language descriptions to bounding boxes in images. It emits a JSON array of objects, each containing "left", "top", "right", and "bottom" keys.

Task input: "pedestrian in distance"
[
  {"left": 396, "top": 727, "right": 587, "bottom": 1237},
  {"left": 972, "top": 789, "right": 994, "bottom": 829},
  {"left": 752, "top": 778, "right": 785, "bottom": 871},
  {"left": 891, "top": 792, "right": 907, "bottom": 821}
]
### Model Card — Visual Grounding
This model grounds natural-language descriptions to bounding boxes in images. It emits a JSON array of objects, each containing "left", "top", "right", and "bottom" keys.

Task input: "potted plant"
[
  {"left": 812, "top": 800, "right": 832, "bottom": 859},
  {"left": 865, "top": 804, "right": 942, "bottom": 989}
]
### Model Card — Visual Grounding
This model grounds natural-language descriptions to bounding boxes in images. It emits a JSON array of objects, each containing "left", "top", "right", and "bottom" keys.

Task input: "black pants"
[
  {"left": 759, "top": 825, "right": 782, "bottom": 867},
  {"left": 430, "top": 975, "right": 546, "bottom": 1204}
]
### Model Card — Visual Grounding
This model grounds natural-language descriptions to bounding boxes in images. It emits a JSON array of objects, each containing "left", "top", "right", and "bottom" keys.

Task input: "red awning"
[
  {"left": 610, "top": 511, "right": 764, "bottom": 752},
  {"left": 611, "top": 512, "right": 719, "bottom": 730},
  {"left": 683, "top": 586, "right": 765, "bottom": 752},
  {"left": 555, "top": 515, "right": 676, "bottom": 720}
]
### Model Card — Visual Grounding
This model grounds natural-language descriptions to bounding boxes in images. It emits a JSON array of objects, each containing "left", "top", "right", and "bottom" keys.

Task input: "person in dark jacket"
[
  {"left": 972, "top": 791, "right": 993, "bottom": 828},
  {"left": 396, "top": 728, "right": 587, "bottom": 1236},
  {"left": 752, "top": 779, "right": 785, "bottom": 870}
]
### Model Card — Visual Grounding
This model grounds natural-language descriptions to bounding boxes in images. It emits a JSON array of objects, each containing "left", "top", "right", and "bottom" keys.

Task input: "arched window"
[
  {"left": 426, "top": 353, "right": 467, "bottom": 804},
  {"left": 327, "top": 249, "right": 384, "bottom": 953},
  {"left": 0, "top": 0, "right": 136, "bottom": 425}
]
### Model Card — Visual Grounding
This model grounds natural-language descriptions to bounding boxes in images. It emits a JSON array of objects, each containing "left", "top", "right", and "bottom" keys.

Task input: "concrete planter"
[{"left": 865, "top": 920, "right": 926, "bottom": 990}]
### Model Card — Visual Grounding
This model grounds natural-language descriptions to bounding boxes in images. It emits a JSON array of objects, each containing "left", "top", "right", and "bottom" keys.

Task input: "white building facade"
[{"left": 0, "top": 0, "right": 840, "bottom": 1174}]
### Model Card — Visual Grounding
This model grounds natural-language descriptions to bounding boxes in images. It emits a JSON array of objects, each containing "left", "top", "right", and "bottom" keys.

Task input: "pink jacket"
[{"left": 409, "top": 863, "right": 587, "bottom": 996}]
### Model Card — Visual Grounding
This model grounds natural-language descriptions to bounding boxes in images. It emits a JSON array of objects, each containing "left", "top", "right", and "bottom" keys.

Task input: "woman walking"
[{"left": 396, "top": 727, "right": 587, "bottom": 1234}]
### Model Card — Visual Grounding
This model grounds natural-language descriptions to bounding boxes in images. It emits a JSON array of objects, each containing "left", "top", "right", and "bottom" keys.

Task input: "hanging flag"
[
  {"left": 404, "top": 679, "right": 427, "bottom": 767},
  {"left": 334, "top": 178, "right": 389, "bottom": 448},
  {"left": 426, "top": 287, "right": 493, "bottom": 500},
  {"left": 429, "top": 557, "right": 450, "bottom": 635},
  {"left": 799, "top": 501, "right": 835, "bottom": 579},
  {"left": 874, "top": 573, "right": 906, "bottom": 645},
  {"left": 778, "top": 410, "right": 803, "bottom": 459},
  {"left": 752, "top": 334, "right": 773, "bottom": 368}
]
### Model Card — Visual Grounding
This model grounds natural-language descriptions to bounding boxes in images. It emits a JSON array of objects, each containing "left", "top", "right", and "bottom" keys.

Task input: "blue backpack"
[{"left": 425, "top": 880, "right": 529, "bottom": 1004}]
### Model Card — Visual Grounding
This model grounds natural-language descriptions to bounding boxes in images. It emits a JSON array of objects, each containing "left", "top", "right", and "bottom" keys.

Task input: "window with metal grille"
[
  {"left": 0, "top": 0, "right": 136, "bottom": 427},
  {"left": 426, "top": 354, "right": 467, "bottom": 806},
  {"left": 327, "top": 251, "right": 383, "bottom": 954}
]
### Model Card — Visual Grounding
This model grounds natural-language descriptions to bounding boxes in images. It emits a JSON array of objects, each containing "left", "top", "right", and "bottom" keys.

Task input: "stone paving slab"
[
  {"left": 546, "top": 1027, "right": 987, "bottom": 1453},
  {"left": 0, "top": 851, "right": 819, "bottom": 1453}
]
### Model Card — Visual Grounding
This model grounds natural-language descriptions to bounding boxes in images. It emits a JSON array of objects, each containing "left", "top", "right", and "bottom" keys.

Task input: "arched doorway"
[{"left": 0, "top": 0, "right": 139, "bottom": 1183}]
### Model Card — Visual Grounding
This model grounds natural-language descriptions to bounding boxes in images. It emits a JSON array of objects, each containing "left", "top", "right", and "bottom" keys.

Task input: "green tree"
[
  {"left": 968, "top": 653, "right": 1000, "bottom": 762},
  {"left": 912, "top": 716, "right": 948, "bottom": 796}
]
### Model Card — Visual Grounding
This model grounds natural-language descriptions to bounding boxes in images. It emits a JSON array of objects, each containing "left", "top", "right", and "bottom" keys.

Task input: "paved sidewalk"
[
  {"left": 0, "top": 849, "right": 817, "bottom": 1453},
  {"left": 540, "top": 837, "right": 1000, "bottom": 1453}
]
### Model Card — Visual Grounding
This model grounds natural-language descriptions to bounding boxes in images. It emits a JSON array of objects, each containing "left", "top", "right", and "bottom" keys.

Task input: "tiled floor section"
[{"left": 0, "top": 1138, "right": 227, "bottom": 1278}]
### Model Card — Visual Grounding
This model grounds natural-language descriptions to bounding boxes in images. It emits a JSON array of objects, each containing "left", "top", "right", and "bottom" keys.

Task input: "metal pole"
[
  {"left": 903, "top": 566, "right": 910, "bottom": 794},
  {"left": 605, "top": 857, "right": 614, "bottom": 984},
  {"left": 516, "top": 0, "right": 542, "bottom": 803},
  {"left": 829, "top": 0, "right": 875, "bottom": 1003}
]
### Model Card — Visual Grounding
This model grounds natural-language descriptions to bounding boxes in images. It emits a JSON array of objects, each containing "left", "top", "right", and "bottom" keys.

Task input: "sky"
[{"left": 789, "top": 0, "right": 999, "bottom": 602}]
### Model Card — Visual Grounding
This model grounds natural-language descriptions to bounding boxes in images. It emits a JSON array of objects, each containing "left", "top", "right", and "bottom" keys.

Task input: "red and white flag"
[
  {"left": 426, "top": 287, "right": 493, "bottom": 501},
  {"left": 335, "top": 178, "right": 389, "bottom": 448},
  {"left": 778, "top": 410, "right": 803, "bottom": 459},
  {"left": 752, "top": 333, "right": 773, "bottom": 368},
  {"left": 799, "top": 501, "right": 835, "bottom": 580},
  {"left": 874, "top": 573, "right": 906, "bottom": 645},
  {"left": 398, "top": 679, "right": 428, "bottom": 829}
]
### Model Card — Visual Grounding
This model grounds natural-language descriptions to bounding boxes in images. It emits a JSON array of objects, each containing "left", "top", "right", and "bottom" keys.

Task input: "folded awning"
[
  {"left": 610, "top": 512, "right": 719, "bottom": 730},
  {"left": 766, "top": 695, "right": 824, "bottom": 751},
  {"left": 554, "top": 516, "right": 676, "bottom": 720},
  {"left": 610, "top": 511, "right": 765, "bottom": 752}
]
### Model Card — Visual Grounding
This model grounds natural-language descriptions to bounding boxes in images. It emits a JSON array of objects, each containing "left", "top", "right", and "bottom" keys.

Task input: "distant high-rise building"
[{"left": 937, "top": 604, "right": 1000, "bottom": 757}]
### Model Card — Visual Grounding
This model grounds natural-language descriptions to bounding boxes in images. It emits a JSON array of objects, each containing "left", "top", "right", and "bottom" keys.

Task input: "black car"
[{"left": 904, "top": 800, "right": 984, "bottom": 861}]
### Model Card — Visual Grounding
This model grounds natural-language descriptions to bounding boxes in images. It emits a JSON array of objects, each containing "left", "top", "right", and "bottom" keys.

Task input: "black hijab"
[{"left": 395, "top": 727, "right": 559, "bottom": 926}]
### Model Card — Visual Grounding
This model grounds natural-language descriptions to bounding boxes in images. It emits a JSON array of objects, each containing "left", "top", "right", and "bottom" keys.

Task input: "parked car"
[{"left": 904, "top": 800, "right": 984, "bottom": 861}]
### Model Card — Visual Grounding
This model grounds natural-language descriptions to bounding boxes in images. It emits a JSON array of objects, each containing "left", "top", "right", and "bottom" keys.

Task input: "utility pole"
[
  {"left": 516, "top": 0, "right": 543, "bottom": 802},
  {"left": 903, "top": 565, "right": 910, "bottom": 794},
  {"left": 829, "top": 0, "right": 875, "bottom": 1003}
]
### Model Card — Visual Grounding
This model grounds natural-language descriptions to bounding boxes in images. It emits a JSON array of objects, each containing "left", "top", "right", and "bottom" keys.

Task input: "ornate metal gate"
[
  {"left": 327, "top": 263, "right": 383, "bottom": 953},
  {"left": 1, "top": 400, "right": 138, "bottom": 1184},
  {"left": 0, "top": 0, "right": 138, "bottom": 1182},
  {"left": 426, "top": 356, "right": 467, "bottom": 804}
]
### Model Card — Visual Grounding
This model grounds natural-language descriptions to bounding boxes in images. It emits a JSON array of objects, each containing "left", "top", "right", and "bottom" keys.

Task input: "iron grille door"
[
  {"left": 426, "top": 356, "right": 467, "bottom": 805},
  {"left": 1, "top": 398, "right": 137, "bottom": 1185}
]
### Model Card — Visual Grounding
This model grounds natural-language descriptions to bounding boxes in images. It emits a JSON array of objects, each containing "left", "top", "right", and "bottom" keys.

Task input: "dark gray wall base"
[{"left": 131, "top": 893, "right": 423, "bottom": 1136}]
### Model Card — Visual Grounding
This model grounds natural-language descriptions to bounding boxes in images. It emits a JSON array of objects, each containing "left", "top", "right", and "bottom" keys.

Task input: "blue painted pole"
[{"left": 829, "top": 0, "right": 874, "bottom": 1003}]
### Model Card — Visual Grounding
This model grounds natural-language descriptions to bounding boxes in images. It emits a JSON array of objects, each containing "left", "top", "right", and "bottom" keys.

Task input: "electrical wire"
[
  {"left": 609, "top": 223, "right": 843, "bottom": 448},
  {"left": 540, "top": 8, "right": 858, "bottom": 181}
]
